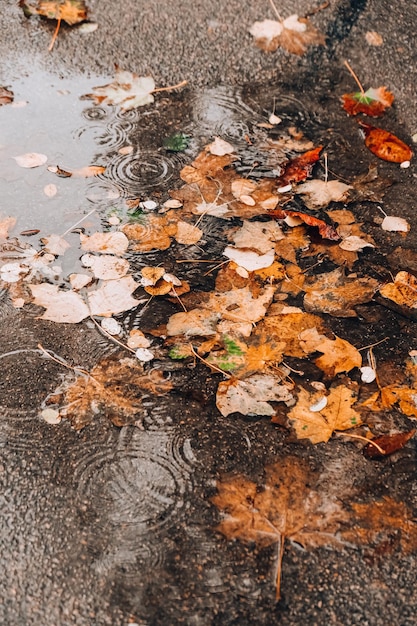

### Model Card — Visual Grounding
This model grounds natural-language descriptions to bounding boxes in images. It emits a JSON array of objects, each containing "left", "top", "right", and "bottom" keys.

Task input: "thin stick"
[
  {"left": 89, "top": 316, "right": 136, "bottom": 354},
  {"left": 268, "top": 0, "right": 282, "bottom": 22},
  {"left": 343, "top": 60, "right": 365, "bottom": 95},
  {"left": 151, "top": 80, "right": 188, "bottom": 94},
  {"left": 176, "top": 259, "right": 221, "bottom": 264},
  {"left": 48, "top": 17, "right": 62, "bottom": 52},
  {"left": 274, "top": 535, "right": 285, "bottom": 601},
  {"left": 61, "top": 209, "right": 96, "bottom": 237},
  {"left": 37, "top": 343, "right": 91, "bottom": 378},
  {"left": 358, "top": 337, "right": 389, "bottom": 351},
  {"left": 203, "top": 259, "right": 229, "bottom": 277},
  {"left": 335, "top": 431, "right": 385, "bottom": 455},
  {"left": 189, "top": 345, "right": 231, "bottom": 377},
  {"left": 170, "top": 286, "right": 188, "bottom": 312},
  {"left": 323, "top": 152, "right": 328, "bottom": 184}
]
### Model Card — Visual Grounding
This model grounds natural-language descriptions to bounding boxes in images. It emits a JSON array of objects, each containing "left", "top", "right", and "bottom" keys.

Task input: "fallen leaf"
[
  {"left": 342, "top": 497, "right": 417, "bottom": 553},
  {"left": 43, "top": 183, "right": 58, "bottom": 197},
  {"left": 228, "top": 220, "right": 283, "bottom": 254},
  {"left": 359, "top": 122, "right": 413, "bottom": 163},
  {"left": 342, "top": 87, "right": 394, "bottom": 117},
  {"left": 41, "top": 234, "right": 71, "bottom": 256},
  {"left": 381, "top": 215, "right": 410, "bottom": 233},
  {"left": 167, "top": 310, "right": 219, "bottom": 337},
  {"left": 83, "top": 68, "right": 155, "bottom": 111},
  {"left": 216, "top": 374, "right": 293, "bottom": 417},
  {"left": 207, "top": 137, "right": 235, "bottom": 156},
  {"left": 296, "top": 179, "right": 352, "bottom": 209},
  {"left": 20, "top": 0, "right": 88, "bottom": 25},
  {"left": 223, "top": 247, "right": 275, "bottom": 271},
  {"left": 80, "top": 231, "right": 129, "bottom": 255},
  {"left": 30, "top": 283, "right": 89, "bottom": 323},
  {"left": 303, "top": 268, "right": 378, "bottom": 317},
  {"left": 0, "top": 86, "right": 14, "bottom": 105},
  {"left": 211, "top": 458, "right": 347, "bottom": 599},
  {"left": 0, "top": 216, "right": 17, "bottom": 239},
  {"left": 278, "top": 146, "right": 322, "bottom": 185},
  {"left": 258, "top": 312, "right": 326, "bottom": 358},
  {"left": 269, "top": 208, "right": 340, "bottom": 240},
  {"left": 379, "top": 271, "right": 417, "bottom": 309},
  {"left": 288, "top": 385, "right": 362, "bottom": 443},
  {"left": 48, "top": 356, "right": 172, "bottom": 429},
  {"left": 122, "top": 214, "right": 177, "bottom": 251},
  {"left": 174, "top": 221, "right": 203, "bottom": 245},
  {"left": 299, "top": 327, "right": 362, "bottom": 376},
  {"left": 81, "top": 253, "right": 130, "bottom": 280},
  {"left": 87, "top": 276, "right": 142, "bottom": 317},
  {"left": 365, "top": 31, "right": 383, "bottom": 46},
  {"left": 338, "top": 235, "right": 374, "bottom": 252},
  {"left": 250, "top": 15, "right": 325, "bottom": 55},
  {"left": 363, "top": 430, "right": 416, "bottom": 459},
  {"left": 13, "top": 152, "right": 47, "bottom": 168}
]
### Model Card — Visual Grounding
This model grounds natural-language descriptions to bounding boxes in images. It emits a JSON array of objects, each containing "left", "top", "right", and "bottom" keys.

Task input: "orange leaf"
[
  {"left": 278, "top": 146, "right": 322, "bottom": 184},
  {"left": 342, "top": 87, "right": 394, "bottom": 117},
  {"left": 359, "top": 122, "right": 413, "bottom": 163},
  {"left": 363, "top": 429, "right": 416, "bottom": 459}
]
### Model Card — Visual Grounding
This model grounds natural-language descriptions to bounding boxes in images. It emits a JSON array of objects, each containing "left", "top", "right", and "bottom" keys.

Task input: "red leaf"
[
  {"left": 359, "top": 122, "right": 413, "bottom": 163},
  {"left": 269, "top": 209, "right": 340, "bottom": 240},
  {"left": 363, "top": 429, "right": 416, "bottom": 459},
  {"left": 278, "top": 146, "right": 322, "bottom": 185}
]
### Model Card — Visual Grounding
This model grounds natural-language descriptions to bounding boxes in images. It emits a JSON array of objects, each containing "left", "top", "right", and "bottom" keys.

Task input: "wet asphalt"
[{"left": 1, "top": 1, "right": 417, "bottom": 625}]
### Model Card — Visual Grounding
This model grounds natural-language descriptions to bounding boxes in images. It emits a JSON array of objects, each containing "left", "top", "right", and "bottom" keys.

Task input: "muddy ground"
[{"left": 1, "top": 1, "right": 417, "bottom": 625}]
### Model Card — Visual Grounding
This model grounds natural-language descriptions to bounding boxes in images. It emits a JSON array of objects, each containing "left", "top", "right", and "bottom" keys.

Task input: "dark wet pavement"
[{"left": 2, "top": 1, "right": 417, "bottom": 625}]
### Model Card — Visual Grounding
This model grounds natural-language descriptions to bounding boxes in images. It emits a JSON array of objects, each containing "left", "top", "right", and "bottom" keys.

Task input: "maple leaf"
[
  {"left": 80, "top": 231, "right": 129, "bottom": 256},
  {"left": 359, "top": 122, "right": 413, "bottom": 163},
  {"left": 122, "top": 213, "right": 178, "bottom": 252},
  {"left": 216, "top": 374, "right": 293, "bottom": 417},
  {"left": 207, "top": 333, "right": 285, "bottom": 378},
  {"left": 288, "top": 385, "right": 362, "bottom": 443},
  {"left": 342, "top": 87, "right": 394, "bottom": 117},
  {"left": 258, "top": 312, "right": 326, "bottom": 358},
  {"left": 303, "top": 267, "right": 378, "bottom": 317},
  {"left": 296, "top": 179, "right": 352, "bottom": 210},
  {"left": 30, "top": 283, "right": 90, "bottom": 323},
  {"left": 249, "top": 15, "right": 325, "bottom": 55},
  {"left": 20, "top": 0, "right": 88, "bottom": 25},
  {"left": 48, "top": 356, "right": 173, "bottom": 429},
  {"left": 211, "top": 458, "right": 347, "bottom": 599}
]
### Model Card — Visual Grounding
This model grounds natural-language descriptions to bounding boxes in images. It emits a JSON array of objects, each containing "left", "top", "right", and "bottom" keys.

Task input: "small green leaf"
[{"left": 163, "top": 132, "right": 190, "bottom": 152}]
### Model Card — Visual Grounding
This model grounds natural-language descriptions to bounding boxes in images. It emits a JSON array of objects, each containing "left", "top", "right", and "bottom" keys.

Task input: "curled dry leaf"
[
  {"left": 379, "top": 271, "right": 417, "bottom": 310},
  {"left": 20, "top": 0, "right": 88, "bottom": 25},
  {"left": 288, "top": 385, "right": 362, "bottom": 444},
  {"left": 278, "top": 146, "right": 322, "bottom": 185},
  {"left": 359, "top": 122, "right": 413, "bottom": 163},
  {"left": 342, "top": 87, "right": 394, "bottom": 117},
  {"left": 363, "top": 429, "right": 416, "bottom": 459},
  {"left": 250, "top": 15, "right": 325, "bottom": 56}
]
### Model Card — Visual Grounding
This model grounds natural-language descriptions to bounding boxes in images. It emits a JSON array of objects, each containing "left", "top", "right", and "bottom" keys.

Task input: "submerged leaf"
[
  {"left": 216, "top": 374, "right": 293, "bottom": 417},
  {"left": 83, "top": 68, "right": 156, "bottom": 111},
  {"left": 0, "top": 86, "right": 14, "bottom": 105}
]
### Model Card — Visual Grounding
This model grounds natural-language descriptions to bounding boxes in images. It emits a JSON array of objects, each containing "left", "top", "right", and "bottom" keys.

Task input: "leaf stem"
[
  {"left": 274, "top": 534, "right": 285, "bottom": 601},
  {"left": 268, "top": 0, "right": 282, "bottom": 22},
  {"left": 335, "top": 431, "right": 385, "bottom": 455},
  {"left": 48, "top": 17, "right": 62, "bottom": 52},
  {"left": 151, "top": 80, "right": 188, "bottom": 94},
  {"left": 343, "top": 60, "right": 365, "bottom": 95}
]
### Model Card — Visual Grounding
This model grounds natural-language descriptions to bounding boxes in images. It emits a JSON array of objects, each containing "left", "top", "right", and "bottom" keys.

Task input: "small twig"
[
  {"left": 37, "top": 343, "right": 92, "bottom": 378},
  {"left": 358, "top": 337, "right": 389, "bottom": 351},
  {"left": 268, "top": 0, "right": 282, "bottom": 22},
  {"left": 151, "top": 80, "right": 188, "bottom": 94},
  {"left": 89, "top": 316, "right": 135, "bottom": 354},
  {"left": 61, "top": 208, "right": 96, "bottom": 237},
  {"left": 170, "top": 286, "right": 188, "bottom": 312},
  {"left": 343, "top": 60, "right": 365, "bottom": 95},
  {"left": 335, "top": 431, "right": 385, "bottom": 455},
  {"left": 189, "top": 345, "right": 231, "bottom": 377},
  {"left": 176, "top": 259, "right": 221, "bottom": 264},
  {"left": 274, "top": 535, "right": 285, "bottom": 601},
  {"left": 323, "top": 152, "right": 328, "bottom": 184},
  {"left": 48, "top": 17, "right": 62, "bottom": 52}
]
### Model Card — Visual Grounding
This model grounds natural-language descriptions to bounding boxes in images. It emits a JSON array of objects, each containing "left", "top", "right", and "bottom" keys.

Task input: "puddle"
[{"left": 1, "top": 65, "right": 417, "bottom": 626}]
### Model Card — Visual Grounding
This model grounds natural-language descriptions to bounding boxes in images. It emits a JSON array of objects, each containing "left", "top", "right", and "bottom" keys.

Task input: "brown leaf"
[
  {"left": 250, "top": 16, "right": 325, "bottom": 55},
  {"left": 53, "top": 356, "right": 172, "bottom": 430},
  {"left": 303, "top": 267, "right": 378, "bottom": 317},
  {"left": 212, "top": 458, "right": 347, "bottom": 599},
  {"left": 216, "top": 374, "right": 293, "bottom": 417},
  {"left": 278, "top": 146, "right": 322, "bottom": 184},
  {"left": 269, "top": 209, "right": 340, "bottom": 240},
  {"left": 363, "top": 429, "right": 416, "bottom": 459},
  {"left": 0, "top": 86, "right": 14, "bottom": 105},
  {"left": 299, "top": 327, "right": 362, "bottom": 376},
  {"left": 20, "top": 0, "right": 88, "bottom": 25},
  {"left": 122, "top": 213, "right": 178, "bottom": 252},
  {"left": 379, "top": 271, "right": 417, "bottom": 309},
  {"left": 258, "top": 312, "right": 326, "bottom": 358},
  {"left": 359, "top": 122, "right": 413, "bottom": 163}
]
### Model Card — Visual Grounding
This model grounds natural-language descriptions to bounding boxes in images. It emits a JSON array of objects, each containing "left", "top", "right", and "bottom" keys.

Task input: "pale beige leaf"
[
  {"left": 87, "top": 276, "right": 141, "bottom": 317},
  {"left": 82, "top": 254, "right": 130, "bottom": 280},
  {"left": 175, "top": 221, "right": 203, "bottom": 245},
  {"left": 80, "top": 231, "right": 129, "bottom": 255},
  {"left": 167, "top": 309, "right": 220, "bottom": 337},
  {"left": 216, "top": 374, "right": 293, "bottom": 417},
  {"left": 229, "top": 220, "right": 283, "bottom": 254},
  {"left": 223, "top": 247, "right": 275, "bottom": 271},
  {"left": 207, "top": 137, "right": 235, "bottom": 156},
  {"left": 339, "top": 236, "right": 374, "bottom": 251},
  {"left": 30, "top": 283, "right": 89, "bottom": 323},
  {"left": 41, "top": 234, "right": 71, "bottom": 256},
  {"left": 381, "top": 215, "right": 410, "bottom": 232},
  {"left": 0, "top": 216, "right": 16, "bottom": 239},
  {"left": 296, "top": 179, "right": 352, "bottom": 209},
  {"left": 84, "top": 69, "right": 155, "bottom": 111}
]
